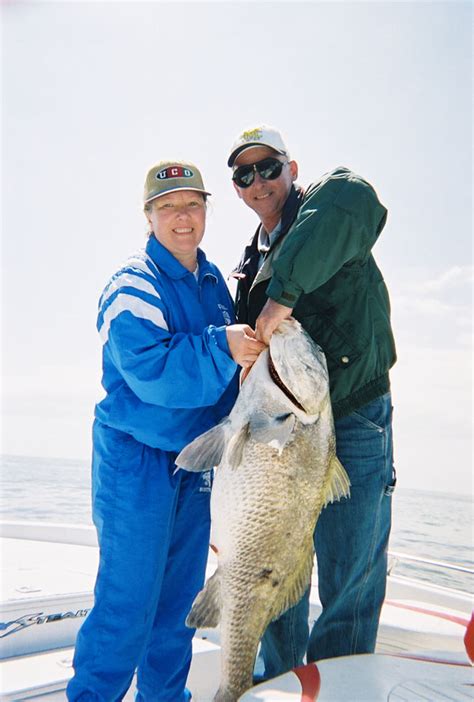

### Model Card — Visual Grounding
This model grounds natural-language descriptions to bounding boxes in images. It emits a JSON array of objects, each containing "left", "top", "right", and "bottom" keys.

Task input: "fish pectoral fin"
[
  {"left": 176, "top": 420, "right": 230, "bottom": 472},
  {"left": 227, "top": 423, "right": 249, "bottom": 468},
  {"left": 322, "top": 455, "right": 351, "bottom": 507},
  {"left": 269, "top": 544, "right": 314, "bottom": 622},
  {"left": 249, "top": 412, "right": 296, "bottom": 452},
  {"left": 185, "top": 570, "right": 222, "bottom": 629},
  {"left": 227, "top": 423, "right": 250, "bottom": 469}
]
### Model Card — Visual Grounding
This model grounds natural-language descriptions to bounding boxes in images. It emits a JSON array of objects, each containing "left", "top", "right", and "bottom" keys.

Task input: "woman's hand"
[{"left": 226, "top": 324, "right": 267, "bottom": 368}]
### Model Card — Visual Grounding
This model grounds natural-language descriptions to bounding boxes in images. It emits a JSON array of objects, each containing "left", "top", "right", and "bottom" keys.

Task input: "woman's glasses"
[{"left": 232, "top": 157, "right": 287, "bottom": 189}]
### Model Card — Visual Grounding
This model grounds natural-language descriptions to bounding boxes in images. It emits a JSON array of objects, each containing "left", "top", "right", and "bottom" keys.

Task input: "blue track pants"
[{"left": 67, "top": 420, "right": 211, "bottom": 702}]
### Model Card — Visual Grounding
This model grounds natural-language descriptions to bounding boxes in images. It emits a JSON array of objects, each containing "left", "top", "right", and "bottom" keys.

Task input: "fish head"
[{"left": 269, "top": 318, "right": 329, "bottom": 415}]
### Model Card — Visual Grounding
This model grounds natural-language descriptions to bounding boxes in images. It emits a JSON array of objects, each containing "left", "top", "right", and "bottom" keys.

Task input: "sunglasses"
[{"left": 232, "top": 157, "right": 288, "bottom": 189}]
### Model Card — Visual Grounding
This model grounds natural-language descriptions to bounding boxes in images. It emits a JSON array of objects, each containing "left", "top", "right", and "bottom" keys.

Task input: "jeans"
[
  {"left": 255, "top": 392, "right": 395, "bottom": 680},
  {"left": 67, "top": 421, "right": 211, "bottom": 702}
]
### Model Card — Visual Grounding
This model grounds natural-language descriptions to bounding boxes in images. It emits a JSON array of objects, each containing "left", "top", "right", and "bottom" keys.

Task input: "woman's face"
[{"left": 146, "top": 190, "right": 206, "bottom": 268}]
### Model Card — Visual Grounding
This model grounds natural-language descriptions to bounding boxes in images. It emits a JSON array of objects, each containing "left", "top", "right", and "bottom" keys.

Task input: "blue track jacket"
[{"left": 95, "top": 235, "right": 239, "bottom": 451}]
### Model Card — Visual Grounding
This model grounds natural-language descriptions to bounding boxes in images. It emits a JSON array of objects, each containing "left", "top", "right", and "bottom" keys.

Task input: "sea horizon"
[
  {"left": 1, "top": 453, "right": 472, "bottom": 594},
  {"left": 1, "top": 452, "right": 472, "bottom": 503}
]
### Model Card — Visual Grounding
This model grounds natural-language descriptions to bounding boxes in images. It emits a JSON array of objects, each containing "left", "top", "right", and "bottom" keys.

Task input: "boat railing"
[
  {"left": 388, "top": 550, "right": 474, "bottom": 577},
  {"left": 1, "top": 521, "right": 472, "bottom": 594}
]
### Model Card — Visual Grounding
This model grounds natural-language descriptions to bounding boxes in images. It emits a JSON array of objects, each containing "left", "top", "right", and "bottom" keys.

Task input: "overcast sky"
[{"left": 2, "top": 0, "right": 472, "bottom": 496}]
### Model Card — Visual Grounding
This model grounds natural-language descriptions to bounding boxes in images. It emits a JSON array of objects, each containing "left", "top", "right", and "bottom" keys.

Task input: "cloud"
[
  {"left": 390, "top": 345, "right": 472, "bottom": 495},
  {"left": 390, "top": 265, "right": 472, "bottom": 349},
  {"left": 411, "top": 266, "right": 473, "bottom": 295},
  {"left": 393, "top": 294, "right": 453, "bottom": 316}
]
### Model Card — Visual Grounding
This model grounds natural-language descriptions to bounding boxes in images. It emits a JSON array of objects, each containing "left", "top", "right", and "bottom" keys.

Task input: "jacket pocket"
[
  {"left": 94, "top": 421, "right": 145, "bottom": 475},
  {"left": 299, "top": 312, "right": 364, "bottom": 370}
]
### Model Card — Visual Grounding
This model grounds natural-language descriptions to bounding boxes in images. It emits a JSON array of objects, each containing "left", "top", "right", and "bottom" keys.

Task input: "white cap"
[{"left": 227, "top": 125, "right": 290, "bottom": 167}]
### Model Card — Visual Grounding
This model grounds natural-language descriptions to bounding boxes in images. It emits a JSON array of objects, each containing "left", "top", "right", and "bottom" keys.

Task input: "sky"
[{"left": 1, "top": 0, "right": 472, "bottom": 496}]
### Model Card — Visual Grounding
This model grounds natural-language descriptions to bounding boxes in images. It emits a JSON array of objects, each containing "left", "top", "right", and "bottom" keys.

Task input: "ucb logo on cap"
[
  {"left": 156, "top": 166, "right": 194, "bottom": 180},
  {"left": 143, "top": 160, "right": 211, "bottom": 204}
]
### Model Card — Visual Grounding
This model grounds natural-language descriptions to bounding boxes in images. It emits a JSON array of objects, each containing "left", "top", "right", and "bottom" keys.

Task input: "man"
[{"left": 228, "top": 125, "right": 397, "bottom": 679}]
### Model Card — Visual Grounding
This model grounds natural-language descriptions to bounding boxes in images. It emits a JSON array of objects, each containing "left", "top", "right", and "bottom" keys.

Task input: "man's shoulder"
[
  {"left": 302, "top": 167, "right": 379, "bottom": 206},
  {"left": 305, "top": 166, "right": 364, "bottom": 190}
]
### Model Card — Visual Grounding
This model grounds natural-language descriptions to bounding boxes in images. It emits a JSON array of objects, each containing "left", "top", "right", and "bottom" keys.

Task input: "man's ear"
[
  {"left": 233, "top": 182, "right": 243, "bottom": 199},
  {"left": 289, "top": 160, "right": 298, "bottom": 182}
]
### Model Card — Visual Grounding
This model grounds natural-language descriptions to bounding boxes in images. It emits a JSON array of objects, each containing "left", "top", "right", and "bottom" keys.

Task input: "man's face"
[
  {"left": 232, "top": 146, "right": 298, "bottom": 226},
  {"left": 146, "top": 190, "right": 206, "bottom": 262}
]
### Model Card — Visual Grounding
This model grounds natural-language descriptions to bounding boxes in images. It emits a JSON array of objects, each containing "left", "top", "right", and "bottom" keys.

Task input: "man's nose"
[{"left": 252, "top": 171, "right": 266, "bottom": 186}]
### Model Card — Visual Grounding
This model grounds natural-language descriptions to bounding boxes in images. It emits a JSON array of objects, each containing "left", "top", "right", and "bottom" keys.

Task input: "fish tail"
[{"left": 216, "top": 604, "right": 268, "bottom": 701}]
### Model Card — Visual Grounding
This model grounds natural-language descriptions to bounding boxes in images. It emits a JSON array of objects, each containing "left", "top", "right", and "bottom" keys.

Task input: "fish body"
[{"left": 176, "top": 319, "right": 350, "bottom": 701}]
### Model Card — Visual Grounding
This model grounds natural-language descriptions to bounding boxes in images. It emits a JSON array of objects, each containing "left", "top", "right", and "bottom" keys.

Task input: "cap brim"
[
  {"left": 145, "top": 187, "right": 212, "bottom": 204},
  {"left": 228, "top": 143, "right": 287, "bottom": 167}
]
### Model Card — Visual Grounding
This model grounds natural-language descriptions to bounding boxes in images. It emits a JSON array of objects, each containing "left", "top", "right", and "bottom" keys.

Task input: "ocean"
[{"left": 1, "top": 454, "right": 472, "bottom": 594}]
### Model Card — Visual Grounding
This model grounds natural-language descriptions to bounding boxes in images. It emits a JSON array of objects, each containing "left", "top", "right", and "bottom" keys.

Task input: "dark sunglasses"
[{"left": 232, "top": 157, "right": 287, "bottom": 188}]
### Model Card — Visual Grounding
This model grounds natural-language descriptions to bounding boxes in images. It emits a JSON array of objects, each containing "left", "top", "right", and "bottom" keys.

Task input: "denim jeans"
[{"left": 255, "top": 392, "right": 395, "bottom": 680}]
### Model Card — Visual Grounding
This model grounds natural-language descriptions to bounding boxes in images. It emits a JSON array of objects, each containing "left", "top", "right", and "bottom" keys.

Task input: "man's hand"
[
  {"left": 226, "top": 324, "right": 267, "bottom": 368},
  {"left": 255, "top": 299, "right": 293, "bottom": 345}
]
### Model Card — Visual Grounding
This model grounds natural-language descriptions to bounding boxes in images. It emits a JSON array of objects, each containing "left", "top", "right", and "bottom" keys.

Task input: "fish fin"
[
  {"left": 269, "top": 544, "right": 314, "bottom": 621},
  {"left": 227, "top": 423, "right": 250, "bottom": 469},
  {"left": 249, "top": 412, "right": 296, "bottom": 453},
  {"left": 176, "top": 420, "right": 230, "bottom": 472},
  {"left": 186, "top": 570, "right": 222, "bottom": 629},
  {"left": 322, "top": 455, "right": 351, "bottom": 507}
]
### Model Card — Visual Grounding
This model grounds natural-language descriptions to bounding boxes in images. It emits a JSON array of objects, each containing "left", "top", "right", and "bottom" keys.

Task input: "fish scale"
[{"left": 177, "top": 319, "right": 351, "bottom": 701}]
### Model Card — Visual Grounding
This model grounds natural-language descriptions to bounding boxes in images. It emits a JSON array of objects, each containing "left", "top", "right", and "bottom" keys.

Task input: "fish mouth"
[{"left": 268, "top": 350, "right": 306, "bottom": 412}]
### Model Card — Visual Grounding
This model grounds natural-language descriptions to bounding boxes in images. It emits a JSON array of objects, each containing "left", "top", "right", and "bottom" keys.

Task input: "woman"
[{"left": 67, "top": 160, "right": 264, "bottom": 702}]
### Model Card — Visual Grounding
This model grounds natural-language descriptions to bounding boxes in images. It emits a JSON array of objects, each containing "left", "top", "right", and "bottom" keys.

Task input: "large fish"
[{"left": 176, "top": 318, "right": 350, "bottom": 702}]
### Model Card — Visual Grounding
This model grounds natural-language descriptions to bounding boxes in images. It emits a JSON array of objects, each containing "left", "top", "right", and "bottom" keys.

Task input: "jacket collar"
[
  {"left": 275, "top": 183, "right": 306, "bottom": 244},
  {"left": 233, "top": 184, "right": 306, "bottom": 275},
  {"left": 146, "top": 235, "right": 212, "bottom": 281}
]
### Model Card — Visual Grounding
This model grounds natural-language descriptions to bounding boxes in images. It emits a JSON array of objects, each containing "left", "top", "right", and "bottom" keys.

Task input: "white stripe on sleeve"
[
  {"left": 126, "top": 252, "right": 161, "bottom": 278},
  {"left": 101, "top": 272, "right": 161, "bottom": 307},
  {"left": 99, "top": 293, "right": 168, "bottom": 344}
]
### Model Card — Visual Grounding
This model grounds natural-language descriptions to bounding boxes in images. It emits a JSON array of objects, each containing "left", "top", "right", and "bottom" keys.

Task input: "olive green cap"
[{"left": 144, "top": 160, "right": 211, "bottom": 204}]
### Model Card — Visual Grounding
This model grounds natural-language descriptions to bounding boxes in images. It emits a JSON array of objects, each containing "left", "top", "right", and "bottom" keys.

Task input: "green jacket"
[{"left": 233, "top": 167, "right": 397, "bottom": 418}]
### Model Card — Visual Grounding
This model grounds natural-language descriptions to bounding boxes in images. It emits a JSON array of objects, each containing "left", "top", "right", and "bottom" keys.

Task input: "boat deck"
[{"left": 1, "top": 522, "right": 472, "bottom": 701}]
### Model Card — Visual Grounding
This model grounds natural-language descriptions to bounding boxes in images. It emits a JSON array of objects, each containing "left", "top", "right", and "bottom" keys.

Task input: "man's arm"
[
  {"left": 267, "top": 172, "right": 387, "bottom": 307},
  {"left": 260, "top": 174, "right": 387, "bottom": 341}
]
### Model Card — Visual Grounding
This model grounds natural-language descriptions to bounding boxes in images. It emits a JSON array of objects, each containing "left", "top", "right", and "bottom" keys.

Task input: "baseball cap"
[
  {"left": 227, "top": 125, "right": 290, "bottom": 167},
  {"left": 144, "top": 160, "right": 211, "bottom": 204}
]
